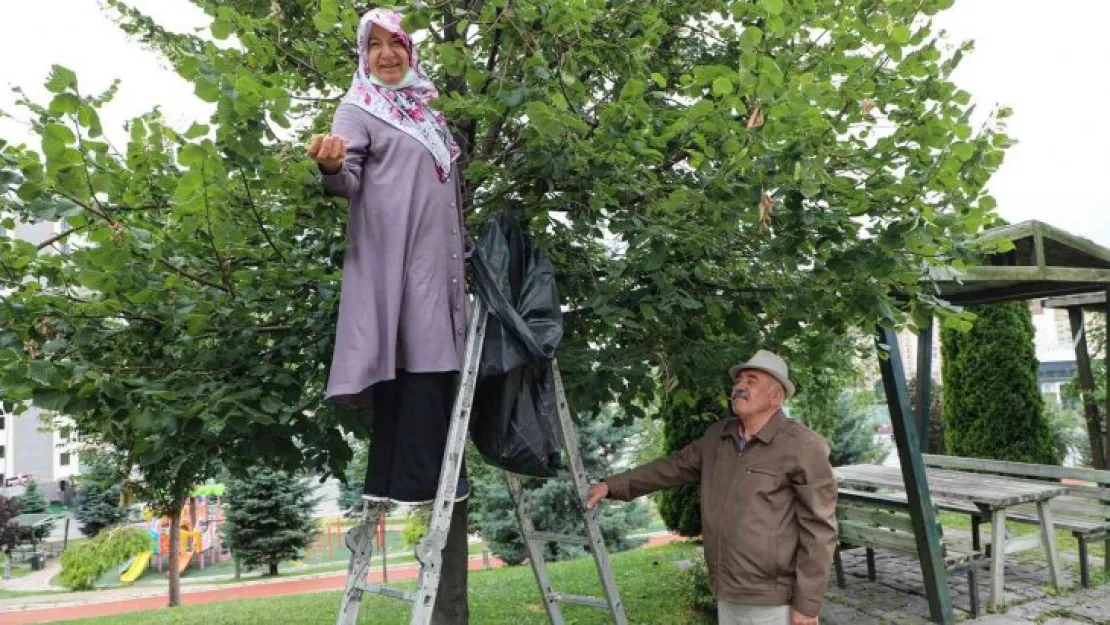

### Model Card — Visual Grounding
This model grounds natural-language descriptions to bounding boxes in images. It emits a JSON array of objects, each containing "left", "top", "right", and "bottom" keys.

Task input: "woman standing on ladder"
[{"left": 307, "top": 7, "right": 471, "bottom": 620}]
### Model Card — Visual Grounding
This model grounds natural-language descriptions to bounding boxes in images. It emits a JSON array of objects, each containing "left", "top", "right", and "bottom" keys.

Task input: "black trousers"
[{"left": 364, "top": 370, "right": 464, "bottom": 504}]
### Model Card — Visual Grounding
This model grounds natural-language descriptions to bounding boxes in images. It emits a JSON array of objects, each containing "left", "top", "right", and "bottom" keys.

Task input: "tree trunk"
[
  {"left": 168, "top": 503, "right": 182, "bottom": 607},
  {"left": 269, "top": 561, "right": 279, "bottom": 576},
  {"left": 432, "top": 500, "right": 469, "bottom": 625}
]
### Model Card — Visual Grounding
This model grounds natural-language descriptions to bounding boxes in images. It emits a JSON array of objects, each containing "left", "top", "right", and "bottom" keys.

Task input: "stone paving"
[{"left": 819, "top": 529, "right": 1110, "bottom": 624}]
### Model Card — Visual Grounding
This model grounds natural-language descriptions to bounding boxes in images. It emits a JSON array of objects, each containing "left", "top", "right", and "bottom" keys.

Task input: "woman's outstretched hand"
[{"left": 308, "top": 134, "right": 349, "bottom": 174}]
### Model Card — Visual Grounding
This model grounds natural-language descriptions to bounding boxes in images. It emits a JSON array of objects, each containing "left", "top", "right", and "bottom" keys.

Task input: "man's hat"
[{"left": 728, "top": 349, "right": 795, "bottom": 399}]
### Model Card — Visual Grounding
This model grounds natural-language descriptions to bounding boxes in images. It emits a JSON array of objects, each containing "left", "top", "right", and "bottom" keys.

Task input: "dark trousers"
[{"left": 364, "top": 370, "right": 463, "bottom": 504}]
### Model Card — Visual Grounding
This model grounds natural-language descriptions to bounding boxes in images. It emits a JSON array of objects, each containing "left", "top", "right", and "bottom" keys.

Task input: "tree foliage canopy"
[{"left": 1, "top": 0, "right": 1009, "bottom": 543}]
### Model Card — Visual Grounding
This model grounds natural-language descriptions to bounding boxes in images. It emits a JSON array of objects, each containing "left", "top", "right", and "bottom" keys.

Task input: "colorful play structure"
[{"left": 119, "top": 485, "right": 232, "bottom": 583}]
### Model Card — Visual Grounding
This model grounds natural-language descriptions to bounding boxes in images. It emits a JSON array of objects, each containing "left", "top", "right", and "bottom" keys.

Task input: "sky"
[{"left": 1, "top": 0, "right": 1107, "bottom": 248}]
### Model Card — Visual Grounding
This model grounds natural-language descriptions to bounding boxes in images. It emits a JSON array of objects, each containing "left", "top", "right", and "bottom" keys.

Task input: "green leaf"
[
  {"left": 42, "top": 123, "right": 76, "bottom": 159},
  {"left": 184, "top": 123, "right": 210, "bottom": 139},
  {"left": 312, "top": 10, "right": 338, "bottom": 32},
  {"left": 211, "top": 18, "right": 233, "bottom": 40},
  {"left": 195, "top": 77, "right": 220, "bottom": 103},
  {"left": 179, "top": 144, "right": 208, "bottom": 168},
  {"left": 951, "top": 142, "right": 975, "bottom": 161},
  {"left": 31, "top": 389, "right": 70, "bottom": 412},
  {"left": 401, "top": 10, "right": 430, "bottom": 32},
  {"left": 762, "top": 0, "right": 784, "bottom": 15},
  {"left": 739, "top": 26, "right": 764, "bottom": 54},
  {"left": 620, "top": 79, "right": 646, "bottom": 100},
  {"left": 650, "top": 73, "right": 667, "bottom": 88},
  {"left": 891, "top": 26, "right": 912, "bottom": 45},
  {"left": 49, "top": 93, "right": 81, "bottom": 116},
  {"left": 45, "top": 65, "right": 78, "bottom": 94},
  {"left": 712, "top": 77, "right": 734, "bottom": 96},
  {"left": 28, "top": 360, "right": 62, "bottom": 386},
  {"left": 77, "top": 106, "right": 103, "bottom": 137}
]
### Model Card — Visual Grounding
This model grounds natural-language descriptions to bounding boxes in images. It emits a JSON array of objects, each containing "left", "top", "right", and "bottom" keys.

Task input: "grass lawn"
[{"left": 56, "top": 541, "right": 710, "bottom": 625}]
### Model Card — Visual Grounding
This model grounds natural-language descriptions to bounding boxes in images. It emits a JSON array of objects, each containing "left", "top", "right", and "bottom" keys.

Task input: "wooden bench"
[
  {"left": 834, "top": 489, "right": 982, "bottom": 617},
  {"left": 923, "top": 454, "right": 1110, "bottom": 587}
]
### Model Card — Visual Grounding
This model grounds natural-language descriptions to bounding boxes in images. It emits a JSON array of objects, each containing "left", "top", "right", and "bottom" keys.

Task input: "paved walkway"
[
  {"left": 818, "top": 526, "right": 1110, "bottom": 625},
  {"left": 0, "top": 560, "right": 62, "bottom": 592}
]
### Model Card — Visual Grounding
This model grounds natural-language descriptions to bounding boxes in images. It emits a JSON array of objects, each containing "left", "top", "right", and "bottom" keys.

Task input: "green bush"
[
  {"left": 941, "top": 302, "right": 1060, "bottom": 464},
  {"left": 655, "top": 394, "right": 720, "bottom": 537},
  {"left": 59, "top": 526, "right": 150, "bottom": 590},
  {"left": 401, "top": 508, "right": 430, "bottom": 548},
  {"left": 683, "top": 546, "right": 716, "bottom": 617},
  {"left": 826, "top": 391, "right": 889, "bottom": 467}
]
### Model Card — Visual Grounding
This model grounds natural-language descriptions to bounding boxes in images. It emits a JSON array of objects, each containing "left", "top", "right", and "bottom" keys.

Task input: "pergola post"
[
  {"left": 876, "top": 326, "right": 954, "bottom": 625},
  {"left": 1104, "top": 287, "right": 1109, "bottom": 476},
  {"left": 1104, "top": 287, "right": 1109, "bottom": 574},
  {"left": 915, "top": 320, "right": 935, "bottom": 453},
  {"left": 1068, "top": 306, "right": 1106, "bottom": 469}
]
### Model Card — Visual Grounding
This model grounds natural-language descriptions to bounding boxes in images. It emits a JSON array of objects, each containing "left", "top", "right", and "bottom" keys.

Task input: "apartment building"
[{"left": 0, "top": 220, "right": 83, "bottom": 502}]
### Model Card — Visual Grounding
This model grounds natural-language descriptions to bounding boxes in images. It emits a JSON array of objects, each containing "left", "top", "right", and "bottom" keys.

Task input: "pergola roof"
[
  {"left": 929, "top": 220, "right": 1110, "bottom": 306},
  {"left": 1043, "top": 291, "right": 1107, "bottom": 312}
]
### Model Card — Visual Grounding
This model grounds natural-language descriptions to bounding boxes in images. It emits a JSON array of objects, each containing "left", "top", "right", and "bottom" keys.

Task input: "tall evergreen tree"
[
  {"left": 941, "top": 302, "right": 1059, "bottom": 464},
  {"left": 222, "top": 468, "right": 318, "bottom": 576},
  {"left": 75, "top": 450, "right": 128, "bottom": 537},
  {"left": 336, "top": 438, "right": 368, "bottom": 514},
  {"left": 18, "top": 479, "right": 54, "bottom": 541}
]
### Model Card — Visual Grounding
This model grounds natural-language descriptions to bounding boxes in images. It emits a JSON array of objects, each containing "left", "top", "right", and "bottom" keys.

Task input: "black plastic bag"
[{"left": 469, "top": 212, "right": 564, "bottom": 477}]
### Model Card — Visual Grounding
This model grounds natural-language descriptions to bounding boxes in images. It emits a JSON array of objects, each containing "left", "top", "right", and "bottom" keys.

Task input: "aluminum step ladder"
[{"left": 335, "top": 297, "right": 628, "bottom": 625}]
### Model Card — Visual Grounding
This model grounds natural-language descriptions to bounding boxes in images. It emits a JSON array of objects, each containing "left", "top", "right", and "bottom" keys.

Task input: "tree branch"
[
  {"left": 157, "top": 259, "right": 230, "bottom": 293},
  {"left": 270, "top": 39, "right": 332, "bottom": 85},
  {"left": 238, "top": 167, "right": 287, "bottom": 263},
  {"left": 36, "top": 223, "right": 94, "bottom": 251},
  {"left": 200, "top": 164, "right": 235, "bottom": 298}
]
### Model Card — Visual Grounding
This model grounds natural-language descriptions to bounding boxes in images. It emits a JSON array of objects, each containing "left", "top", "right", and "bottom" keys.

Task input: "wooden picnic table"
[{"left": 835, "top": 464, "right": 1068, "bottom": 609}]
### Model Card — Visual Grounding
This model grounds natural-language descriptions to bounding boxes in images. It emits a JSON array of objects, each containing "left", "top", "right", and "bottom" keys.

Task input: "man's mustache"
[{"left": 730, "top": 389, "right": 749, "bottom": 400}]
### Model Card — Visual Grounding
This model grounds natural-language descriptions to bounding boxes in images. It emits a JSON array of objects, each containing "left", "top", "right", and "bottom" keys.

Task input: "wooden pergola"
[
  {"left": 1044, "top": 290, "right": 1109, "bottom": 469},
  {"left": 875, "top": 220, "right": 1110, "bottom": 624}
]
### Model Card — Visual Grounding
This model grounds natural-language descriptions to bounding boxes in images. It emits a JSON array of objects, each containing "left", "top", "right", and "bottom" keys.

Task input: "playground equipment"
[
  {"left": 121, "top": 492, "right": 231, "bottom": 583},
  {"left": 120, "top": 551, "right": 152, "bottom": 583},
  {"left": 304, "top": 516, "right": 347, "bottom": 561}
]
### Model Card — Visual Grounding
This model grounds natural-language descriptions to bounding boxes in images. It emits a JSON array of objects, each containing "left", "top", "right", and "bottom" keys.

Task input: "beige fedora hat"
[{"left": 728, "top": 349, "right": 796, "bottom": 399}]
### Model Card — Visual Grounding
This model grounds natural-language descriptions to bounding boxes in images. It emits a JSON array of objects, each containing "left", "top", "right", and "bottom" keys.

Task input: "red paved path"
[{"left": 4, "top": 534, "right": 683, "bottom": 624}]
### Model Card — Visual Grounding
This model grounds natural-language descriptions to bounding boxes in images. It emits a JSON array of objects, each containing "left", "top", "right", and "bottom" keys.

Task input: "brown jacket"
[{"left": 604, "top": 411, "right": 837, "bottom": 616}]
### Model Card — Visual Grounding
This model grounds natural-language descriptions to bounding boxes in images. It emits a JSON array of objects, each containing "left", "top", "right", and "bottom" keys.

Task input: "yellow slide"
[
  {"left": 120, "top": 552, "right": 152, "bottom": 583},
  {"left": 177, "top": 550, "right": 193, "bottom": 574}
]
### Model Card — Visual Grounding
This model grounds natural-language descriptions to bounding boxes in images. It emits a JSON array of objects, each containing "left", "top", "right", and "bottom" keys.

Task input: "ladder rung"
[
  {"left": 529, "top": 531, "right": 591, "bottom": 546},
  {"left": 356, "top": 581, "right": 417, "bottom": 602},
  {"left": 551, "top": 592, "right": 611, "bottom": 609}
]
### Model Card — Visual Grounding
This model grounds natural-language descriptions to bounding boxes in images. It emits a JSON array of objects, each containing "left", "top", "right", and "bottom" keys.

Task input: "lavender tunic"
[{"left": 321, "top": 103, "right": 467, "bottom": 402}]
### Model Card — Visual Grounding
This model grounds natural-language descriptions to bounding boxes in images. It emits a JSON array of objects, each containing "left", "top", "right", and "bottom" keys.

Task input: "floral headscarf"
[{"left": 342, "top": 9, "right": 460, "bottom": 182}]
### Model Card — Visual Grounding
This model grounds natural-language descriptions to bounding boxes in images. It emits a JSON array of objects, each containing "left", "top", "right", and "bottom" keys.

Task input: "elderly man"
[{"left": 587, "top": 350, "right": 838, "bottom": 625}]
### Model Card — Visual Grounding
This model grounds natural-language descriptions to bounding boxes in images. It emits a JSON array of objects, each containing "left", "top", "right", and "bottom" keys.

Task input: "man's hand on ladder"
[{"left": 586, "top": 482, "right": 609, "bottom": 509}]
